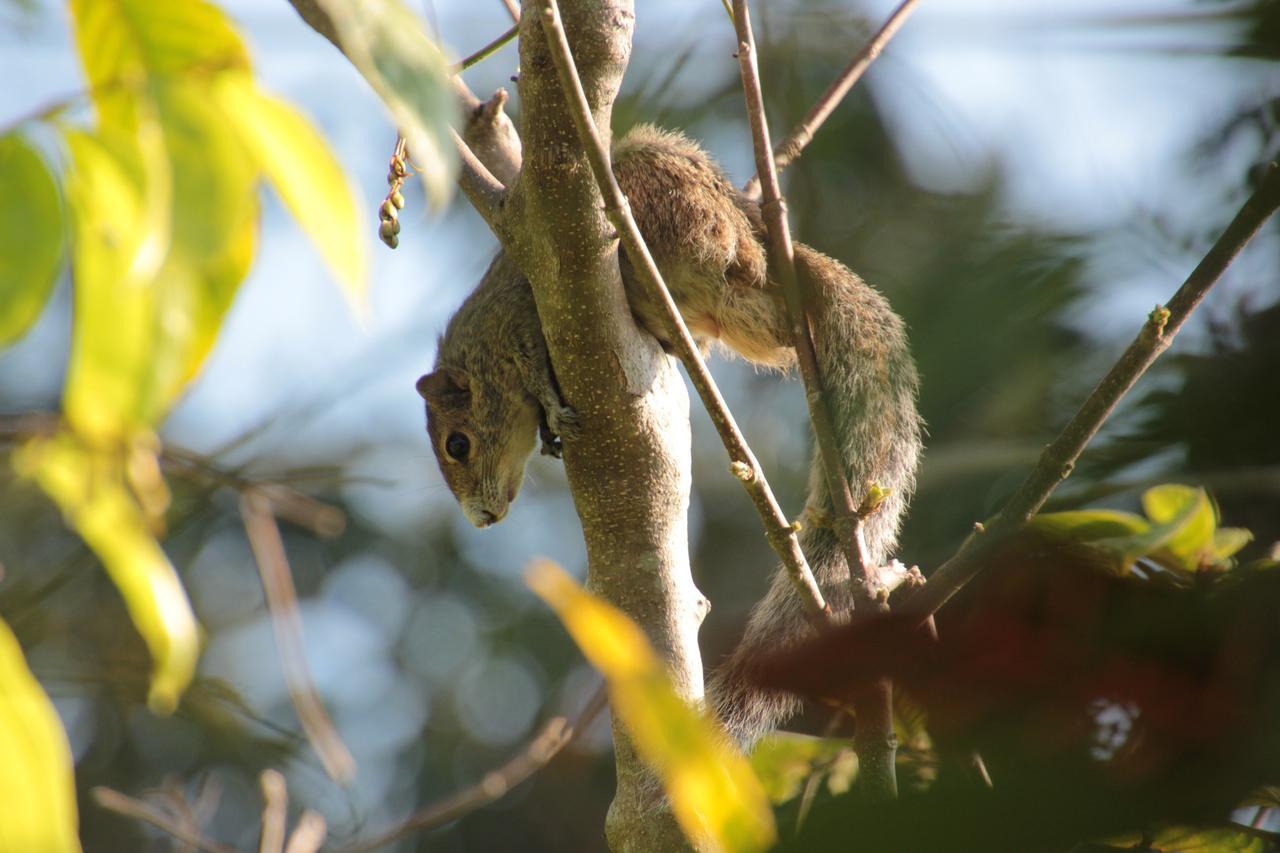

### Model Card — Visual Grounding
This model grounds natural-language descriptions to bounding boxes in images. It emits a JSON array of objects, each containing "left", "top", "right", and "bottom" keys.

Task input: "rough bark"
[
  {"left": 511, "top": 3, "right": 702, "bottom": 848},
  {"left": 282, "top": 1, "right": 705, "bottom": 848}
]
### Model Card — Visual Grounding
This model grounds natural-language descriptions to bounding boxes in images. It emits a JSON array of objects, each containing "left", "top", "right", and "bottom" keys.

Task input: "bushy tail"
[{"left": 709, "top": 244, "right": 923, "bottom": 746}]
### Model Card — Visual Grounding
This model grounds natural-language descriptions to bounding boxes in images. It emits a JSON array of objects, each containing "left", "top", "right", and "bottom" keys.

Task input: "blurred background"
[{"left": 1, "top": 0, "right": 1277, "bottom": 849}]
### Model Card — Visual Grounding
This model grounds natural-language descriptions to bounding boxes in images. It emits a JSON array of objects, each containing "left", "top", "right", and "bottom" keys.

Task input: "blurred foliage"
[
  {"left": 529, "top": 561, "right": 775, "bottom": 852},
  {"left": 754, "top": 486, "right": 1280, "bottom": 851},
  {"left": 0, "top": 0, "right": 1277, "bottom": 850},
  {"left": 0, "top": 616, "right": 79, "bottom": 852}
]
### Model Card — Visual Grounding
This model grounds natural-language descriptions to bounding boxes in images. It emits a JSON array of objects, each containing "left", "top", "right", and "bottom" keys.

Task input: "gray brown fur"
[
  {"left": 421, "top": 125, "right": 922, "bottom": 743},
  {"left": 417, "top": 252, "right": 577, "bottom": 528},
  {"left": 613, "top": 126, "right": 922, "bottom": 744}
]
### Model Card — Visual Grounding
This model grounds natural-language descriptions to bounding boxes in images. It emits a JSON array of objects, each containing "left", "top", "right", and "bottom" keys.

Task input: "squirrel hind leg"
[{"left": 714, "top": 287, "right": 794, "bottom": 370}]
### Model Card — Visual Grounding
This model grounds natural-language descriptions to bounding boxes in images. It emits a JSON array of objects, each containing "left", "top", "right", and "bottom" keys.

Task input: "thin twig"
[
  {"left": 452, "top": 126, "right": 508, "bottom": 230},
  {"left": 259, "top": 770, "right": 288, "bottom": 853},
  {"left": 734, "top": 0, "right": 899, "bottom": 800},
  {"left": 536, "top": 0, "right": 828, "bottom": 620},
  {"left": 732, "top": 0, "right": 868, "bottom": 604},
  {"left": 0, "top": 413, "right": 347, "bottom": 539},
  {"left": 498, "top": 0, "right": 520, "bottom": 22},
  {"left": 742, "top": 0, "right": 920, "bottom": 198},
  {"left": 93, "top": 787, "right": 236, "bottom": 853},
  {"left": 342, "top": 684, "right": 609, "bottom": 852},
  {"left": 283, "top": 812, "right": 327, "bottom": 853},
  {"left": 452, "top": 23, "right": 519, "bottom": 73},
  {"left": 903, "top": 162, "right": 1280, "bottom": 621},
  {"left": 240, "top": 491, "right": 357, "bottom": 784}
]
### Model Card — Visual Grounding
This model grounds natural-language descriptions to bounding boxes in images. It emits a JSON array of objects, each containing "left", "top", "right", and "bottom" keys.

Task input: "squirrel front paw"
[
  {"left": 547, "top": 402, "right": 581, "bottom": 442},
  {"left": 538, "top": 403, "right": 580, "bottom": 458}
]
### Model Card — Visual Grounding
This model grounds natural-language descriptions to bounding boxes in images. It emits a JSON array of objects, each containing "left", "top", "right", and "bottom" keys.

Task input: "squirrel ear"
[{"left": 416, "top": 368, "right": 471, "bottom": 401}]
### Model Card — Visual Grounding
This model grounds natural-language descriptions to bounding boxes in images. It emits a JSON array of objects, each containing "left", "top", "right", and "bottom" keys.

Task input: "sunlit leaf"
[
  {"left": 1108, "top": 825, "right": 1273, "bottom": 852},
  {"left": 15, "top": 431, "right": 199, "bottom": 713},
  {"left": 0, "top": 133, "right": 64, "bottom": 349},
  {"left": 60, "top": 127, "right": 170, "bottom": 439},
  {"left": 215, "top": 76, "right": 365, "bottom": 310},
  {"left": 1212, "top": 528, "right": 1253, "bottom": 562},
  {"left": 69, "top": 0, "right": 250, "bottom": 131},
  {"left": 1142, "top": 484, "right": 1217, "bottom": 563},
  {"left": 0, "top": 618, "right": 80, "bottom": 852},
  {"left": 527, "top": 560, "right": 776, "bottom": 852},
  {"left": 750, "top": 732, "right": 854, "bottom": 805},
  {"left": 314, "top": 0, "right": 459, "bottom": 206},
  {"left": 1028, "top": 509, "right": 1149, "bottom": 543}
]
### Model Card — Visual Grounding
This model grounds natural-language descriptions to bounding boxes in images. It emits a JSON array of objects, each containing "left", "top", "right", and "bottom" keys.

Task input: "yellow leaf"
[
  {"left": 215, "top": 77, "right": 366, "bottom": 312},
  {"left": 16, "top": 431, "right": 200, "bottom": 714},
  {"left": 0, "top": 618, "right": 80, "bottom": 853},
  {"left": 527, "top": 561, "right": 776, "bottom": 852},
  {"left": 1142, "top": 485, "right": 1217, "bottom": 563},
  {"left": 61, "top": 127, "right": 170, "bottom": 440},
  {"left": 69, "top": 0, "right": 251, "bottom": 131},
  {"left": 313, "top": 0, "right": 459, "bottom": 207},
  {"left": 0, "top": 133, "right": 64, "bottom": 349}
]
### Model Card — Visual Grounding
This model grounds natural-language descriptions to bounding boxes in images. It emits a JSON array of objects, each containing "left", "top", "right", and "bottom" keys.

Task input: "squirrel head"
[{"left": 417, "top": 364, "right": 540, "bottom": 527}]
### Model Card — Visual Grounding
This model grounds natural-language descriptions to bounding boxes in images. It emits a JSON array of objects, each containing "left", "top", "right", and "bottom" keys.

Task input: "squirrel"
[{"left": 418, "top": 125, "right": 923, "bottom": 744}]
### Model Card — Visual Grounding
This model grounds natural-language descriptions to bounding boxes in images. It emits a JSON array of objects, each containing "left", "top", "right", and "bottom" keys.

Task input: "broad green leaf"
[
  {"left": 147, "top": 81, "right": 257, "bottom": 403},
  {"left": 215, "top": 76, "right": 366, "bottom": 309},
  {"left": 527, "top": 561, "right": 776, "bottom": 852},
  {"left": 1028, "top": 509, "right": 1150, "bottom": 543},
  {"left": 69, "top": 0, "right": 250, "bottom": 131},
  {"left": 0, "top": 133, "right": 64, "bottom": 349},
  {"left": 1142, "top": 485, "right": 1217, "bottom": 563},
  {"left": 15, "top": 431, "right": 199, "bottom": 714},
  {"left": 750, "top": 732, "right": 854, "bottom": 805},
  {"left": 314, "top": 0, "right": 459, "bottom": 206},
  {"left": 1109, "top": 826, "right": 1271, "bottom": 852},
  {"left": 1212, "top": 528, "right": 1253, "bottom": 562},
  {"left": 61, "top": 127, "right": 170, "bottom": 439},
  {"left": 0, "top": 617, "right": 80, "bottom": 853}
]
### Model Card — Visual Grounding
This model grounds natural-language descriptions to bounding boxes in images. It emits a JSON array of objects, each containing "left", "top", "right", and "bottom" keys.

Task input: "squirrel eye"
[{"left": 444, "top": 432, "right": 471, "bottom": 462}]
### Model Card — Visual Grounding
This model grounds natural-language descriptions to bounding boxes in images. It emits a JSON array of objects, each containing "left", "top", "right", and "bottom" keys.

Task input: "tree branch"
[
  {"left": 516, "top": 1, "right": 701, "bottom": 848},
  {"left": 742, "top": 0, "right": 920, "bottom": 198},
  {"left": 241, "top": 491, "right": 357, "bottom": 785},
  {"left": 904, "top": 161, "right": 1280, "bottom": 621},
  {"left": 538, "top": 0, "right": 828, "bottom": 620},
  {"left": 93, "top": 787, "right": 235, "bottom": 853},
  {"left": 734, "top": 0, "right": 899, "bottom": 801},
  {"left": 341, "top": 685, "right": 607, "bottom": 852}
]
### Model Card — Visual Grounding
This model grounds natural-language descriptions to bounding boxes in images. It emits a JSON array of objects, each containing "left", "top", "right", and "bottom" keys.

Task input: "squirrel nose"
[{"left": 474, "top": 509, "right": 497, "bottom": 527}]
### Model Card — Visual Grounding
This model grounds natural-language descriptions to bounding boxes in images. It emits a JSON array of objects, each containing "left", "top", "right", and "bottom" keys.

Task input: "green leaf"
[
  {"left": 215, "top": 76, "right": 366, "bottom": 310},
  {"left": 0, "top": 617, "right": 80, "bottom": 852},
  {"left": 1028, "top": 509, "right": 1150, "bottom": 543},
  {"left": 1212, "top": 528, "right": 1253, "bottom": 562},
  {"left": 750, "top": 732, "right": 856, "bottom": 805},
  {"left": 61, "top": 127, "right": 171, "bottom": 439},
  {"left": 1124, "top": 825, "right": 1273, "bottom": 852},
  {"left": 1142, "top": 485, "right": 1217, "bottom": 563},
  {"left": 69, "top": 0, "right": 250, "bottom": 130},
  {"left": 314, "top": 0, "right": 459, "bottom": 207},
  {"left": 527, "top": 560, "right": 777, "bottom": 852},
  {"left": 0, "top": 133, "right": 64, "bottom": 349},
  {"left": 15, "top": 431, "right": 200, "bottom": 714}
]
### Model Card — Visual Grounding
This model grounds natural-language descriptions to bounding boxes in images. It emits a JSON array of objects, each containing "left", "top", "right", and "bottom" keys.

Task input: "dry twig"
[
  {"left": 904, "top": 162, "right": 1280, "bottom": 621},
  {"left": 742, "top": 0, "right": 920, "bottom": 197},
  {"left": 733, "top": 0, "right": 899, "bottom": 799},
  {"left": 93, "top": 787, "right": 235, "bottom": 853},
  {"left": 240, "top": 491, "right": 357, "bottom": 784},
  {"left": 535, "top": 0, "right": 829, "bottom": 620},
  {"left": 342, "top": 684, "right": 609, "bottom": 851}
]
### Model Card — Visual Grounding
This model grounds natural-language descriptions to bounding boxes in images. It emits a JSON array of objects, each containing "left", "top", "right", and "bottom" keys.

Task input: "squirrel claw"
[
  {"left": 539, "top": 403, "right": 580, "bottom": 458},
  {"left": 547, "top": 403, "right": 581, "bottom": 442}
]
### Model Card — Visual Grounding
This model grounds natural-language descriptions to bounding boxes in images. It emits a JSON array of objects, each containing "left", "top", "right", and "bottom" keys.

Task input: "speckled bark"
[
  {"left": 283, "top": 1, "right": 706, "bottom": 848},
  {"left": 507, "top": 3, "right": 703, "bottom": 849}
]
